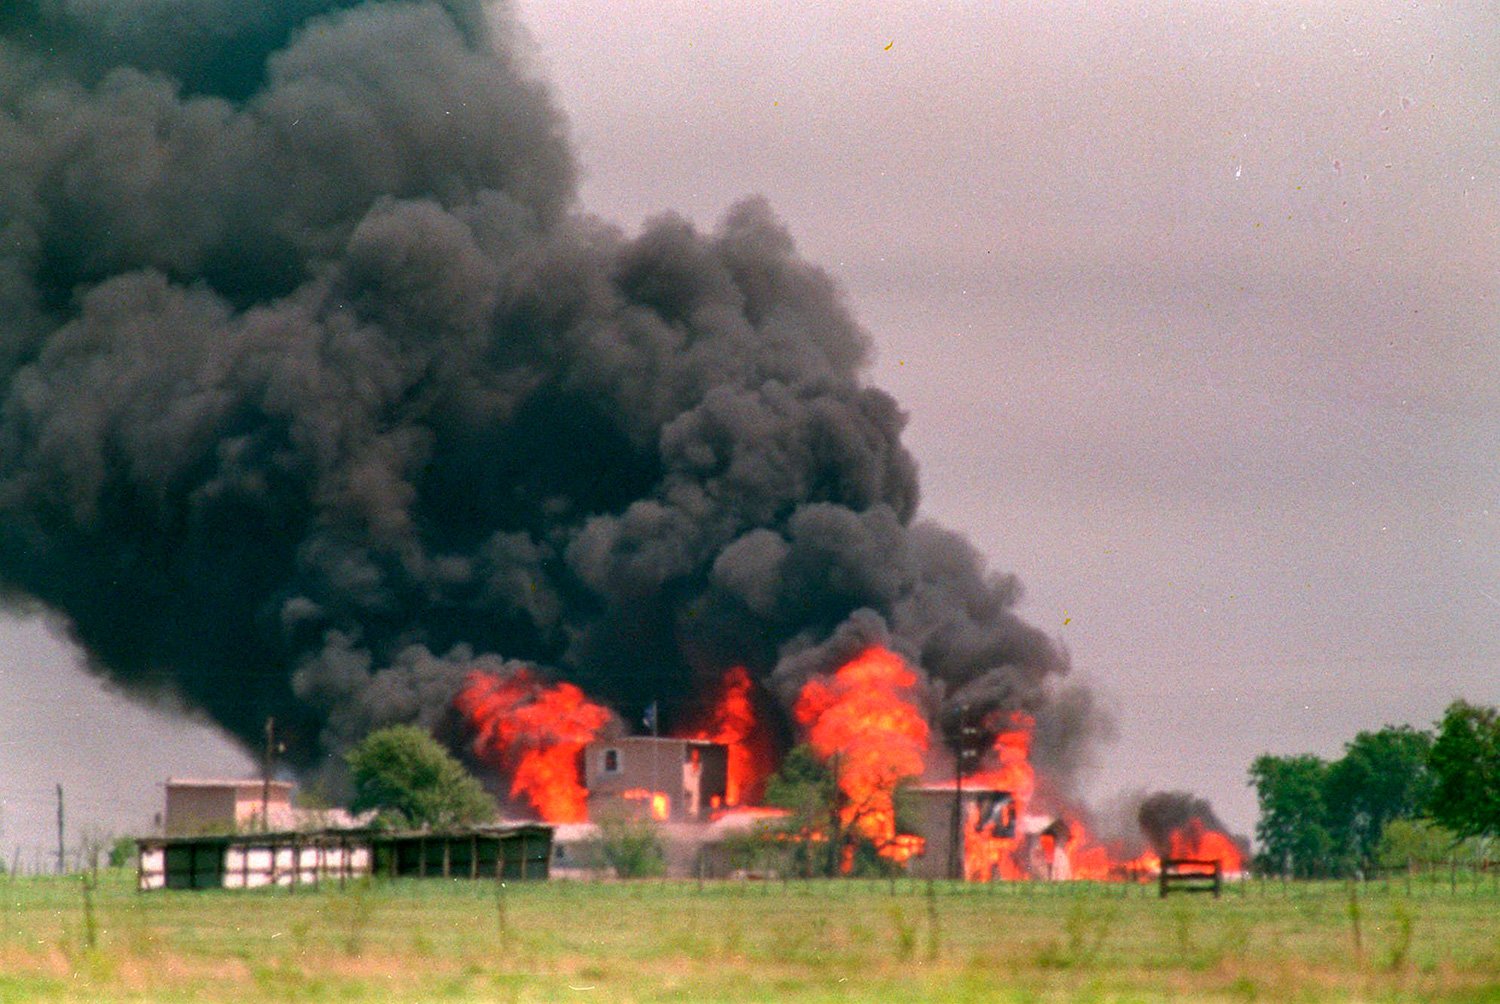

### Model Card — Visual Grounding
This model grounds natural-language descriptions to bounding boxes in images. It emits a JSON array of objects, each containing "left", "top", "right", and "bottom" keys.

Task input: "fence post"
[{"left": 55, "top": 785, "right": 65, "bottom": 875}]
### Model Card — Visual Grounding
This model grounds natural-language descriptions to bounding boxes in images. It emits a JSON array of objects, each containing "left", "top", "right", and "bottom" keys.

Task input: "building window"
[{"left": 602, "top": 748, "right": 620, "bottom": 773}]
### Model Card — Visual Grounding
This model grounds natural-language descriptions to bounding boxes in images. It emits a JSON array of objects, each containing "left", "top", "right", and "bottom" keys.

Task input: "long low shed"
[
  {"left": 137, "top": 825, "right": 552, "bottom": 891},
  {"left": 373, "top": 827, "right": 552, "bottom": 880}
]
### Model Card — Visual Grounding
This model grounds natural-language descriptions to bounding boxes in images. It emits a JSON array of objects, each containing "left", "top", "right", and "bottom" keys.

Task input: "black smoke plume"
[
  {"left": 0, "top": 1, "right": 1096, "bottom": 779},
  {"left": 1137, "top": 791, "right": 1246, "bottom": 857}
]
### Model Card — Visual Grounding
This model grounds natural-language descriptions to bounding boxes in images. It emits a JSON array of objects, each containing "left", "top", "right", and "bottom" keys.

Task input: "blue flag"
[{"left": 642, "top": 700, "right": 659, "bottom": 736}]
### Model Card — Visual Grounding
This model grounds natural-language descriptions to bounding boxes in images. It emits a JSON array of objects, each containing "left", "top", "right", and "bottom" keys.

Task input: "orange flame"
[
  {"left": 1167, "top": 818, "right": 1244, "bottom": 872},
  {"left": 710, "top": 805, "right": 792, "bottom": 825},
  {"left": 885, "top": 833, "right": 926, "bottom": 864},
  {"left": 961, "top": 798, "right": 1028, "bottom": 881},
  {"left": 794, "top": 646, "right": 930, "bottom": 864},
  {"left": 683, "top": 666, "right": 774, "bottom": 806},
  {"left": 621, "top": 788, "right": 671, "bottom": 821},
  {"left": 955, "top": 712, "right": 1036, "bottom": 880},
  {"left": 949, "top": 717, "right": 1143, "bottom": 882},
  {"left": 454, "top": 667, "right": 611, "bottom": 822},
  {"left": 1062, "top": 821, "right": 1115, "bottom": 881},
  {"left": 965, "top": 711, "right": 1036, "bottom": 805}
]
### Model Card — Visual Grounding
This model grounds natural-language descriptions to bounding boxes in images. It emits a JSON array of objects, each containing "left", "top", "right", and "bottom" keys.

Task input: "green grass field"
[{"left": 0, "top": 870, "right": 1496, "bottom": 1002}]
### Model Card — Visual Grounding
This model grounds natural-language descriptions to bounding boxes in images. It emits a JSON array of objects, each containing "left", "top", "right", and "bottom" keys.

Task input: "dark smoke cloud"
[
  {"left": 0, "top": 0, "right": 1088, "bottom": 780},
  {"left": 1137, "top": 791, "right": 1247, "bottom": 857}
]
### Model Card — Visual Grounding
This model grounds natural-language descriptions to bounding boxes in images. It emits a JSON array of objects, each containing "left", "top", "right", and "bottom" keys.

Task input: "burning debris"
[
  {"left": 1137, "top": 791, "right": 1246, "bottom": 874},
  {"left": 0, "top": 0, "right": 1244, "bottom": 877}
]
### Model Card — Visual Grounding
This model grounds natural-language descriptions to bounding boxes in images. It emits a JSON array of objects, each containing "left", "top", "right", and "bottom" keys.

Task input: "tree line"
[{"left": 1250, "top": 700, "right": 1499, "bottom": 877}]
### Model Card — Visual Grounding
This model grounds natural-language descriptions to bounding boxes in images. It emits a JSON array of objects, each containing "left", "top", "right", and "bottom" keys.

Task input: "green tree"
[
  {"left": 1375, "top": 818, "right": 1477, "bottom": 869},
  {"left": 761, "top": 744, "right": 917, "bottom": 877},
  {"left": 590, "top": 811, "right": 666, "bottom": 878},
  {"left": 1427, "top": 700, "right": 1500, "bottom": 840},
  {"left": 345, "top": 725, "right": 495, "bottom": 829},
  {"left": 764, "top": 744, "right": 841, "bottom": 877},
  {"left": 1249, "top": 753, "right": 1333, "bottom": 877},
  {"left": 1323, "top": 725, "right": 1433, "bottom": 869},
  {"left": 107, "top": 835, "right": 137, "bottom": 869}
]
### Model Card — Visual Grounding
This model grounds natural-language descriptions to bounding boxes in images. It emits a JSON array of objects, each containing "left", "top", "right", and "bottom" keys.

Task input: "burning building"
[
  {"left": 0, "top": 0, "right": 1245, "bottom": 872},
  {"left": 583, "top": 737, "right": 729, "bottom": 823},
  {"left": 903, "top": 786, "right": 1015, "bottom": 881},
  {"left": 0, "top": 0, "right": 1092, "bottom": 793}
]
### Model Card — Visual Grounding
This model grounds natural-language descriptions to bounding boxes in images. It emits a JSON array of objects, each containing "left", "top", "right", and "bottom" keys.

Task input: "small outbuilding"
[
  {"left": 371, "top": 825, "right": 552, "bottom": 880},
  {"left": 163, "top": 778, "right": 297, "bottom": 835},
  {"left": 136, "top": 825, "right": 552, "bottom": 891}
]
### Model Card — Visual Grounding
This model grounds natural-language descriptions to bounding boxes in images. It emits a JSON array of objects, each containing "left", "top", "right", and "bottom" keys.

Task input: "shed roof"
[
  {"left": 166, "top": 777, "right": 294, "bottom": 790},
  {"left": 139, "top": 822, "right": 552, "bottom": 848}
]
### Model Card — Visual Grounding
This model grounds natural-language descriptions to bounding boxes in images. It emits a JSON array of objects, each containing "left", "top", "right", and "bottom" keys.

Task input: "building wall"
[
  {"left": 165, "top": 786, "right": 239, "bottom": 836},
  {"left": 904, "top": 787, "right": 1015, "bottom": 880},
  {"left": 223, "top": 845, "right": 371, "bottom": 888},
  {"left": 230, "top": 785, "right": 294, "bottom": 829},
  {"left": 372, "top": 830, "right": 552, "bottom": 880},
  {"left": 164, "top": 781, "right": 293, "bottom": 835},
  {"left": 584, "top": 738, "right": 728, "bottom": 822}
]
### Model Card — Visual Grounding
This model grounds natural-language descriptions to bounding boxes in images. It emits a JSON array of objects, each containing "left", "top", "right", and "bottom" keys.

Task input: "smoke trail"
[{"left": 0, "top": 0, "right": 1096, "bottom": 780}]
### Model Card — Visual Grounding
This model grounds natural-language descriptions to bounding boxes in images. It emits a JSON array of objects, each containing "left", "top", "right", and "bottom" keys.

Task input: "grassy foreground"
[{"left": 0, "top": 870, "right": 1496, "bottom": 1002}]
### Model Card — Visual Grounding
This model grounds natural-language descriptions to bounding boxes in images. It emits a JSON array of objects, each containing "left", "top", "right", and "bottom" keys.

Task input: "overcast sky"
[{"left": 1, "top": 1, "right": 1495, "bottom": 858}]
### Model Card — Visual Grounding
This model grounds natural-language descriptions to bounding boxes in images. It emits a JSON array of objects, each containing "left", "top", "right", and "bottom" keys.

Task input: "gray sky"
[{"left": 1, "top": 1, "right": 1495, "bottom": 856}]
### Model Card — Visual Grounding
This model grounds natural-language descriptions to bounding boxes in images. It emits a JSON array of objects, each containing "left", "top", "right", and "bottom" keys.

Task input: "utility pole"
[
  {"left": 644, "top": 700, "right": 662, "bottom": 822},
  {"left": 55, "top": 783, "right": 64, "bottom": 875},
  {"left": 261, "top": 717, "right": 275, "bottom": 832},
  {"left": 951, "top": 748, "right": 963, "bottom": 880},
  {"left": 950, "top": 705, "right": 980, "bottom": 881}
]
